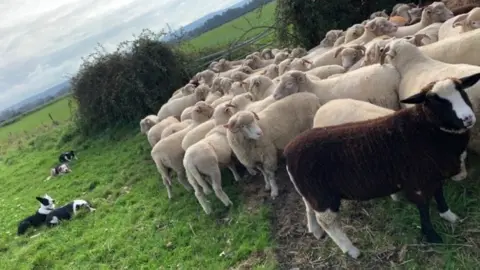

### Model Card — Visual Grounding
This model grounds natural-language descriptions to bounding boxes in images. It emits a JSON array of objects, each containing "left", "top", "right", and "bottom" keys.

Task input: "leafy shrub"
[
  {"left": 71, "top": 29, "right": 190, "bottom": 135},
  {"left": 275, "top": 0, "right": 403, "bottom": 49}
]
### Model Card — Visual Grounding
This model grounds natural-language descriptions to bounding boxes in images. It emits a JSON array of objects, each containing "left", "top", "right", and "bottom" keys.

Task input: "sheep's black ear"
[
  {"left": 458, "top": 73, "right": 480, "bottom": 90},
  {"left": 400, "top": 91, "right": 426, "bottom": 104}
]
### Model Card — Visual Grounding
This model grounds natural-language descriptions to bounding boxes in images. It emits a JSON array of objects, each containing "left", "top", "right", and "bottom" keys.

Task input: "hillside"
[{"left": 184, "top": 1, "right": 276, "bottom": 49}]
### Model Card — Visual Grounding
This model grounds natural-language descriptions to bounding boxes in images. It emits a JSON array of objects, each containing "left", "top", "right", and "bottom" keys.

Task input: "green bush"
[
  {"left": 71, "top": 29, "right": 190, "bottom": 135},
  {"left": 275, "top": 0, "right": 404, "bottom": 49}
]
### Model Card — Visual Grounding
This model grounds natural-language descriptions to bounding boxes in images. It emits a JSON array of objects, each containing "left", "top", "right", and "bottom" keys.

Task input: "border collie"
[
  {"left": 17, "top": 194, "right": 56, "bottom": 235},
  {"left": 46, "top": 163, "right": 71, "bottom": 181},
  {"left": 59, "top": 150, "right": 77, "bottom": 163},
  {"left": 45, "top": 199, "right": 96, "bottom": 226}
]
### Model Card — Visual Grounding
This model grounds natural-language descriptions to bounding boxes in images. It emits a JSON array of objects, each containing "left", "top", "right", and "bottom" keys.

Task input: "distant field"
[
  {"left": 183, "top": 1, "right": 276, "bottom": 50},
  {"left": 0, "top": 97, "right": 73, "bottom": 140}
]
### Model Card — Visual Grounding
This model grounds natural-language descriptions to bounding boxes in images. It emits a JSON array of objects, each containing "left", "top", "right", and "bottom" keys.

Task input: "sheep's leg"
[
  {"left": 153, "top": 159, "right": 173, "bottom": 199},
  {"left": 227, "top": 164, "right": 242, "bottom": 182},
  {"left": 390, "top": 192, "right": 402, "bottom": 201},
  {"left": 416, "top": 203, "right": 443, "bottom": 243},
  {"left": 314, "top": 209, "right": 360, "bottom": 259},
  {"left": 302, "top": 197, "right": 325, "bottom": 239},
  {"left": 434, "top": 186, "right": 459, "bottom": 224},
  {"left": 210, "top": 167, "right": 233, "bottom": 207},
  {"left": 186, "top": 170, "right": 212, "bottom": 214},
  {"left": 176, "top": 170, "right": 193, "bottom": 192},
  {"left": 451, "top": 151, "right": 468, "bottom": 181},
  {"left": 265, "top": 170, "right": 279, "bottom": 199},
  {"left": 256, "top": 166, "right": 271, "bottom": 191},
  {"left": 247, "top": 167, "right": 257, "bottom": 176}
]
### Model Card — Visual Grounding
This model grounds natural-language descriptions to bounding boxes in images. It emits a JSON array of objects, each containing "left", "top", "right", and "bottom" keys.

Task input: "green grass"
[
  {"left": 182, "top": 1, "right": 276, "bottom": 50},
  {"left": 0, "top": 97, "right": 74, "bottom": 140},
  {"left": 0, "top": 102, "right": 276, "bottom": 269}
]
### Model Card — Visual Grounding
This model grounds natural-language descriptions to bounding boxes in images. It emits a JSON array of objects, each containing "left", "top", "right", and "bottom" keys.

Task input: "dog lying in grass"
[
  {"left": 17, "top": 194, "right": 55, "bottom": 235},
  {"left": 45, "top": 199, "right": 96, "bottom": 227}
]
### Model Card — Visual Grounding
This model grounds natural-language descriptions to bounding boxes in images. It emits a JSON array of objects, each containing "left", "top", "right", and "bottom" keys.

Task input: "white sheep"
[
  {"left": 147, "top": 116, "right": 179, "bottom": 147},
  {"left": 272, "top": 67, "right": 401, "bottom": 110},
  {"left": 168, "top": 84, "right": 195, "bottom": 102},
  {"left": 151, "top": 101, "right": 214, "bottom": 199},
  {"left": 183, "top": 102, "right": 242, "bottom": 214},
  {"left": 394, "top": 2, "right": 454, "bottom": 38},
  {"left": 224, "top": 92, "right": 321, "bottom": 199},
  {"left": 260, "top": 64, "right": 279, "bottom": 79},
  {"left": 161, "top": 120, "right": 192, "bottom": 139},
  {"left": 310, "top": 18, "right": 398, "bottom": 68},
  {"left": 420, "top": 27, "right": 480, "bottom": 66},
  {"left": 209, "top": 81, "right": 247, "bottom": 108},
  {"left": 140, "top": 115, "right": 159, "bottom": 134},
  {"left": 438, "top": 7, "right": 480, "bottom": 40},
  {"left": 157, "top": 85, "right": 209, "bottom": 121},
  {"left": 380, "top": 38, "right": 480, "bottom": 153},
  {"left": 333, "top": 45, "right": 366, "bottom": 70},
  {"left": 413, "top": 22, "right": 442, "bottom": 44},
  {"left": 303, "top": 65, "right": 345, "bottom": 79}
]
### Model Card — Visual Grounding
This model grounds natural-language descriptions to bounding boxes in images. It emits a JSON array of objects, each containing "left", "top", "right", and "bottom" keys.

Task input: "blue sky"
[{"left": 0, "top": 0, "right": 240, "bottom": 110}]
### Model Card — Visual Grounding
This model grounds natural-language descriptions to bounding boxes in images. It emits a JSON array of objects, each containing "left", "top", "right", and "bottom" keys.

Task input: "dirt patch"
[{"left": 239, "top": 161, "right": 410, "bottom": 270}]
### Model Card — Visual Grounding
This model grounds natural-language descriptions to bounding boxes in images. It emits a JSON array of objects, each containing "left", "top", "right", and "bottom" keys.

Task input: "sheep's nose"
[{"left": 463, "top": 115, "right": 475, "bottom": 126}]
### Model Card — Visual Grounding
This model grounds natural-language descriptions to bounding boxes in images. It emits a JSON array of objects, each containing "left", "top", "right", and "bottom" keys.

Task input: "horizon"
[{"left": 0, "top": 0, "right": 244, "bottom": 111}]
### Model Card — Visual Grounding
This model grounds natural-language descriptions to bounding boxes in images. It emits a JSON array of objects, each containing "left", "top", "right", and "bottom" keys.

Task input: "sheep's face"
[
  {"left": 408, "top": 7, "right": 423, "bottom": 21},
  {"left": 266, "top": 64, "right": 279, "bottom": 79},
  {"left": 224, "top": 111, "right": 263, "bottom": 139},
  {"left": 274, "top": 52, "right": 289, "bottom": 64},
  {"left": 213, "top": 103, "right": 237, "bottom": 124},
  {"left": 379, "top": 38, "right": 413, "bottom": 65},
  {"left": 140, "top": 115, "right": 158, "bottom": 134},
  {"left": 347, "top": 24, "right": 365, "bottom": 41},
  {"left": 453, "top": 9, "right": 480, "bottom": 30},
  {"left": 289, "top": 47, "right": 307, "bottom": 58},
  {"left": 320, "top": 30, "right": 343, "bottom": 47},
  {"left": 365, "top": 17, "right": 398, "bottom": 36},
  {"left": 220, "top": 78, "right": 234, "bottom": 94},
  {"left": 247, "top": 75, "right": 273, "bottom": 99},
  {"left": 423, "top": 2, "right": 453, "bottom": 23},
  {"left": 192, "top": 101, "right": 214, "bottom": 121},
  {"left": 401, "top": 73, "right": 480, "bottom": 131},
  {"left": 230, "top": 81, "right": 246, "bottom": 95},
  {"left": 335, "top": 46, "right": 365, "bottom": 69},
  {"left": 261, "top": 49, "right": 274, "bottom": 60},
  {"left": 370, "top": 9, "right": 388, "bottom": 19},
  {"left": 194, "top": 85, "right": 210, "bottom": 100},
  {"left": 231, "top": 71, "right": 248, "bottom": 82},
  {"left": 182, "top": 84, "right": 196, "bottom": 96},
  {"left": 273, "top": 71, "right": 305, "bottom": 100},
  {"left": 290, "top": 58, "right": 312, "bottom": 71}
]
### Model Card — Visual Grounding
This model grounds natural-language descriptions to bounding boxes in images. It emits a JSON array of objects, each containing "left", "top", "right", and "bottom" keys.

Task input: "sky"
[{"left": 0, "top": 0, "right": 241, "bottom": 110}]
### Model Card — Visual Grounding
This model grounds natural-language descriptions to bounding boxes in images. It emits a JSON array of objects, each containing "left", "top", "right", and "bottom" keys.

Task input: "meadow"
[
  {"left": 0, "top": 96, "right": 276, "bottom": 269},
  {"left": 181, "top": 1, "right": 276, "bottom": 50},
  {"left": 3, "top": 1, "right": 480, "bottom": 268}
]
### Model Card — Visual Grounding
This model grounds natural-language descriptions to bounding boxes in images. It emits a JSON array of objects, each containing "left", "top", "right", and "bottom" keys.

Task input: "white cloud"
[{"left": 0, "top": 0, "right": 241, "bottom": 110}]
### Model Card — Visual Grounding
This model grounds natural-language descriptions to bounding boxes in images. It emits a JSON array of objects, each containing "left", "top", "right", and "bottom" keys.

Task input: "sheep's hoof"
[
  {"left": 439, "top": 210, "right": 459, "bottom": 224},
  {"left": 312, "top": 228, "right": 326, "bottom": 240},
  {"left": 390, "top": 193, "right": 400, "bottom": 201},
  {"left": 424, "top": 231, "right": 443, "bottom": 244},
  {"left": 451, "top": 171, "right": 467, "bottom": 181},
  {"left": 347, "top": 246, "right": 361, "bottom": 259}
]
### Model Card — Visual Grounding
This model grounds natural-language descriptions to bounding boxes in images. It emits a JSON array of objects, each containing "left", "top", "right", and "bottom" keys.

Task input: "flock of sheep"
[{"left": 139, "top": 0, "right": 480, "bottom": 259}]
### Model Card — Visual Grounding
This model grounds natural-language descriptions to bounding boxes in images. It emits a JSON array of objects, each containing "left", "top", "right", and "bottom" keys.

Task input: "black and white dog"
[
  {"left": 17, "top": 194, "right": 56, "bottom": 235},
  {"left": 46, "top": 163, "right": 72, "bottom": 181},
  {"left": 45, "top": 199, "right": 96, "bottom": 226},
  {"left": 59, "top": 150, "right": 77, "bottom": 163}
]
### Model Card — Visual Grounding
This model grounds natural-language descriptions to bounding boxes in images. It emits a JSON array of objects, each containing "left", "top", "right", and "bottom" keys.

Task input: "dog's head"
[
  {"left": 69, "top": 150, "right": 77, "bottom": 160},
  {"left": 72, "top": 199, "right": 96, "bottom": 215},
  {"left": 36, "top": 194, "right": 55, "bottom": 213}
]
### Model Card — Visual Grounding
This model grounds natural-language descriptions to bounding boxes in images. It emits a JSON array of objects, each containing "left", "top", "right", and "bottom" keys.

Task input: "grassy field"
[
  {"left": 0, "top": 97, "right": 74, "bottom": 141},
  {"left": 2, "top": 97, "right": 480, "bottom": 269},
  {"left": 182, "top": 1, "right": 276, "bottom": 50},
  {"left": 0, "top": 99, "right": 276, "bottom": 269}
]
